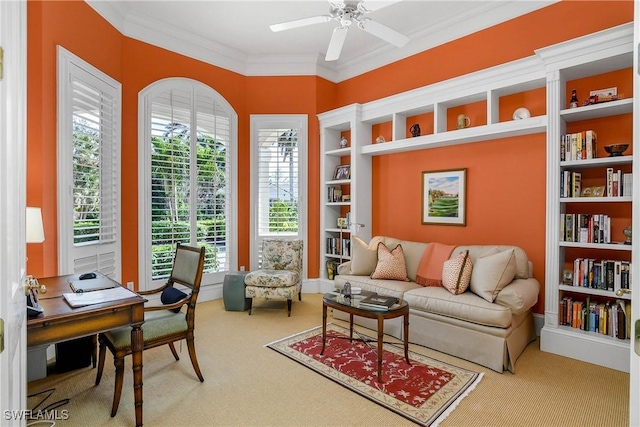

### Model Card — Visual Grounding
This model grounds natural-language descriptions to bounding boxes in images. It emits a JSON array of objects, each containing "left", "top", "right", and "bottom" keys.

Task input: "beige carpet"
[{"left": 28, "top": 293, "right": 629, "bottom": 426}]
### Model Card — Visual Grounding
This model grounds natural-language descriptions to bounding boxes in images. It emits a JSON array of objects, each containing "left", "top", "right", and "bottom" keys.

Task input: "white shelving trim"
[{"left": 540, "top": 22, "right": 634, "bottom": 373}]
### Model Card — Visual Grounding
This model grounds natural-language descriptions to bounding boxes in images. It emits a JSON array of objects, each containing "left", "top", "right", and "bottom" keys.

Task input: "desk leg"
[
  {"left": 377, "top": 315, "right": 384, "bottom": 383},
  {"left": 403, "top": 312, "right": 411, "bottom": 365},
  {"left": 131, "top": 323, "right": 144, "bottom": 427},
  {"left": 320, "top": 303, "right": 327, "bottom": 355}
]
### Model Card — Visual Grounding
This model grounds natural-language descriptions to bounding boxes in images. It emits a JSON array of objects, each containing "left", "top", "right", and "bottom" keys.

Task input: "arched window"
[{"left": 138, "top": 78, "right": 237, "bottom": 289}]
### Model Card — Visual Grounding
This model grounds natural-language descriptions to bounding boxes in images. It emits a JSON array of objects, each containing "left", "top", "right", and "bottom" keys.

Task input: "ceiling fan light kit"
[{"left": 270, "top": 0, "right": 409, "bottom": 61}]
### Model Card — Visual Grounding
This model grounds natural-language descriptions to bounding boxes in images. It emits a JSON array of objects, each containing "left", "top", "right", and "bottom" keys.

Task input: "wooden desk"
[{"left": 27, "top": 274, "right": 146, "bottom": 426}]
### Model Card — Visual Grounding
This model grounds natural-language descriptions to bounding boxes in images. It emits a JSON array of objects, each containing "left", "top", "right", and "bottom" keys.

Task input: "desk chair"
[
  {"left": 244, "top": 239, "right": 303, "bottom": 317},
  {"left": 95, "top": 243, "right": 206, "bottom": 417}
]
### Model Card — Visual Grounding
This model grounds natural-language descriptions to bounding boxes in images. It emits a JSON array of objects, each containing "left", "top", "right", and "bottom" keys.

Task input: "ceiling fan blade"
[
  {"left": 358, "top": 0, "right": 403, "bottom": 13},
  {"left": 359, "top": 18, "right": 409, "bottom": 47},
  {"left": 270, "top": 15, "right": 331, "bottom": 32},
  {"left": 325, "top": 27, "right": 348, "bottom": 61}
]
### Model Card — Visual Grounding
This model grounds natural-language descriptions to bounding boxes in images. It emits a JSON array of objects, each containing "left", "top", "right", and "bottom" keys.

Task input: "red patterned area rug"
[{"left": 266, "top": 323, "right": 482, "bottom": 426}]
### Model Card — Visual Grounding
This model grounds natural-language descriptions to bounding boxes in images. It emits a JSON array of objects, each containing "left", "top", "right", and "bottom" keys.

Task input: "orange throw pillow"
[
  {"left": 416, "top": 243, "right": 456, "bottom": 286},
  {"left": 370, "top": 242, "right": 409, "bottom": 281}
]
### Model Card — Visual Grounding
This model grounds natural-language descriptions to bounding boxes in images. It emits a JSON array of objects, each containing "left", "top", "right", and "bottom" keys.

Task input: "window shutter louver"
[
  {"left": 58, "top": 49, "right": 122, "bottom": 279},
  {"left": 250, "top": 117, "right": 307, "bottom": 271},
  {"left": 149, "top": 86, "right": 232, "bottom": 280},
  {"left": 257, "top": 127, "right": 299, "bottom": 238}
]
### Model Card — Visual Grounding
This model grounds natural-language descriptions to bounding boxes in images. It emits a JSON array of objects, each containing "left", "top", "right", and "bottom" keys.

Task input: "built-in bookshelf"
[
  {"left": 539, "top": 23, "right": 635, "bottom": 373},
  {"left": 318, "top": 105, "right": 371, "bottom": 283}
]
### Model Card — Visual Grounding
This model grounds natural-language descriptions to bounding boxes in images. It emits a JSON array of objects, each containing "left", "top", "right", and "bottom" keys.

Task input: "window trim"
[
  {"left": 56, "top": 46, "right": 122, "bottom": 278},
  {"left": 138, "top": 78, "right": 238, "bottom": 290}
]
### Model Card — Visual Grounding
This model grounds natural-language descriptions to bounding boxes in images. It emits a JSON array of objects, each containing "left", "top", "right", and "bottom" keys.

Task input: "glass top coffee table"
[{"left": 321, "top": 292, "right": 410, "bottom": 383}]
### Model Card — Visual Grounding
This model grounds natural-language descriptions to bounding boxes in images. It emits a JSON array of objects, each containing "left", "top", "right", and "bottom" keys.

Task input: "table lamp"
[
  {"left": 26, "top": 207, "right": 46, "bottom": 295},
  {"left": 26, "top": 207, "right": 45, "bottom": 243}
]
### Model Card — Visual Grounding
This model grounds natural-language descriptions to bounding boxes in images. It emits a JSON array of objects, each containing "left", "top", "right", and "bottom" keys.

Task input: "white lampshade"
[{"left": 26, "top": 207, "right": 45, "bottom": 243}]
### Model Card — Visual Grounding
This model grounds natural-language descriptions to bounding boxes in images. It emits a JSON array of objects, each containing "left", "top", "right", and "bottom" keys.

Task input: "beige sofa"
[{"left": 334, "top": 236, "right": 540, "bottom": 373}]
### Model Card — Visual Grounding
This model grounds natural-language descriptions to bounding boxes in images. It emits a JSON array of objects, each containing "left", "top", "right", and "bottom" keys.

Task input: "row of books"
[
  {"left": 560, "top": 130, "right": 597, "bottom": 161},
  {"left": 567, "top": 258, "right": 631, "bottom": 291},
  {"left": 326, "top": 237, "right": 350, "bottom": 257},
  {"left": 560, "top": 169, "right": 631, "bottom": 198},
  {"left": 606, "top": 168, "right": 632, "bottom": 197},
  {"left": 560, "top": 297, "right": 631, "bottom": 340},
  {"left": 560, "top": 213, "right": 611, "bottom": 244},
  {"left": 327, "top": 186, "right": 344, "bottom": 203}
]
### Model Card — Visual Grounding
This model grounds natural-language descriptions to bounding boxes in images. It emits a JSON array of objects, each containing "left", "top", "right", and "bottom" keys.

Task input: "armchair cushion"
[
  {"left": 104, "top": 311, "right": 187, "bottom": 351},
  {"left": 244, "top": 269, "right": 300, "bottom": 288},
  {"left": 160, "top": 287, "right": 188, "bottom": 313}
]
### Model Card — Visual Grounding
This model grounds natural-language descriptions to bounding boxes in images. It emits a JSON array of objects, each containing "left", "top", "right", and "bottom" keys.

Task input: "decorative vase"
[{"left": 623, "top": 225, "right": 632, "bottom": 244}]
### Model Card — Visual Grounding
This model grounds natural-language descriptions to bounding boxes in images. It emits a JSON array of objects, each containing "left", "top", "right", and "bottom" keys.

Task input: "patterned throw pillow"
[
  {"left": 370, "top": 242, "right": 409, "bottom": 281},
  {"left": 442, "top": 250, "right": 473, "bottom": 295}
]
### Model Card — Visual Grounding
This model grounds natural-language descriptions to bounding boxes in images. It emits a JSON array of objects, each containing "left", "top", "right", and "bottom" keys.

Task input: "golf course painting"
[{"left": 422, "top": 169, "right": 466, "bottom": 225}]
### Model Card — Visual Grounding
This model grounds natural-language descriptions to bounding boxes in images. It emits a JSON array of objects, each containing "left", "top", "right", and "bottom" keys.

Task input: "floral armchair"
[{"left": 244, "top": 239, "right": 303, "bottom": 317}]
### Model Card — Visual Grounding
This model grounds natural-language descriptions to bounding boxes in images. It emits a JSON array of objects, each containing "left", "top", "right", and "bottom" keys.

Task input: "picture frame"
[
  {"left": 333, "top": 164, "right": 351, "bottom": 180},
  {"left": 421, "top": 168, "right": 466, "bottom": 225}
]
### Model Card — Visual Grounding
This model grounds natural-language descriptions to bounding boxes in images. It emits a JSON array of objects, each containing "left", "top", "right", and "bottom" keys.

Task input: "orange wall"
[
  {"left": 27, "top": 0, "right": 124, "bottom": 277},
  {"left": 26, "top": 1, "right": 633, "bottom": 314},
  {"left": 330, "top": 1, "right": 633, "bottom": 314}
]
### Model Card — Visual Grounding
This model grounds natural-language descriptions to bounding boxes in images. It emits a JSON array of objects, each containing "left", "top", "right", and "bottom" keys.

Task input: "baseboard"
[{"left": 533, "top": 312, "right": 544, "bottom": 336}]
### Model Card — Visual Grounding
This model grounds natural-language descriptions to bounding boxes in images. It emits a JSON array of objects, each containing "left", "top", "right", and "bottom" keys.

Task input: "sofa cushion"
[
  {"left": 380, "top": 237, "right": 428, "bottom": 281},
  {"left": 470, "top": 249, "right": 517, "bottom": 302},
  {"left": 371, "top": 243, "right": 409, "bottom": 281},
  {"left": 442, "top": 250, "right": 472, "bottom": 295},
  {"left": 416, "top": 242, "right": 456, "bottom": 287},
  {"left": 335, "top": 274, "right": 421, "bottom": 300},
  {"left": 452, "top": 245, "right": 530, "bottom": 279},
  {"left": 350, "top": 236, "right": 383, "bottom": 275},
  {"left": 403, "top": 286, "right": 513, "bottom": 328},
  {"left": 494, "top": 278, "right": 540, "bottom": 315}
]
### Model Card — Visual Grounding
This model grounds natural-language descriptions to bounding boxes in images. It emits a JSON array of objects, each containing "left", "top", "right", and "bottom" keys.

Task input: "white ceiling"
[{"left": 87, "top": 0, "right": 557, "bottom": 82}]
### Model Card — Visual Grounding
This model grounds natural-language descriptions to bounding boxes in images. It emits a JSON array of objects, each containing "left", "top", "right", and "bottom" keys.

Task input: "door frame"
[{"left": 0, "top": 1, "right": 28, "bottom": 425}]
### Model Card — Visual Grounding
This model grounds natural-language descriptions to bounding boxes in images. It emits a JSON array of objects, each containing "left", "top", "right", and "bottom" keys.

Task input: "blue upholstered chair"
[
  {"left": 244, "top": 239, "right": 303, "bottom": 317},
  {"left": 95, "top": 243, "right": 206, "bottom": 417}
]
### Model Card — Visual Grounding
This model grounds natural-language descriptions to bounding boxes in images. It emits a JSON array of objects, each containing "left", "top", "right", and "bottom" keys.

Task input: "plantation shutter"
[
  {"left": 149, "top": 85, "right": 231, "bottom": 281},
  {"left": 250, "top": 116, "right": 307, "bottom": 269},
  {"left": 58, "top": 48, "right": 121, "bottom": 277}
]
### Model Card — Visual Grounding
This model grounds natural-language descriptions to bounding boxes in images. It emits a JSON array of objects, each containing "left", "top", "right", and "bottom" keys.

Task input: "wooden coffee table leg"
[
  {"left": 404, "top": 311, "right": 410, "bottom": 365},
  {"left": 349, "top": 313, "right": 354, "bottom": 342},
  {"left": 321, "top": 303, "right": 327, "bottom": 355},
  {"left": 377, "top": 315, "right": 384, "bottom": 382}
]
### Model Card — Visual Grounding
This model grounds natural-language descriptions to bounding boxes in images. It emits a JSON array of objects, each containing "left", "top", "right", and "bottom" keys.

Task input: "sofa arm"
[
  {"left": 337, "top": 261, "right": 351, "bottom": 276},
  {"left": 494, "top": 278, "right": 540, "bottom": 315}
]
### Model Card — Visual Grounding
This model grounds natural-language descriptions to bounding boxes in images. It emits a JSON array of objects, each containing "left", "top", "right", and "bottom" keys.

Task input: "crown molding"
[{"left": 87, "top": 0, "right": 558, "bottom": 83}]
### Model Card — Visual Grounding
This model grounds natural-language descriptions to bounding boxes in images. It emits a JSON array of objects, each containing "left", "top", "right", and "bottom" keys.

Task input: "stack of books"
[{"left": 358, "top": 294, "right": 399, "bottom": 311}]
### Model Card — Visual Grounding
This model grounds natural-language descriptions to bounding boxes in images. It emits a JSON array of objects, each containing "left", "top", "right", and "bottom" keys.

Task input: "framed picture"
[
  {"left": 333, "top": 164, "right": 351, "bottom": 180},
  {"left": 421, "top": 168, "right": 466, "bottom": 225}
]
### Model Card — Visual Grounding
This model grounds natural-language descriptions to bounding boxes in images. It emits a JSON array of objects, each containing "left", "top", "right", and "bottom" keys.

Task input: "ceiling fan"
[{"left": 269, "top": 1, "right": 410, "bottom": 61}]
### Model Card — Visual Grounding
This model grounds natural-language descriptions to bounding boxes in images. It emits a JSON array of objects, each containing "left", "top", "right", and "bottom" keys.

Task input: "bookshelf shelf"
[
  {"left": 559, "top": 284, "right": 631, "bottom": 300},
  {"left": 541, "top": 23, "right": 634, "bottom": 373},
  {"left": 561, "top": 155, "right": 632, "bottom": 168},
  {"left": 556, "top": 325, "right": 630, "bottom": 346},
  {"left": 559, "top": 241, "right": 632, "bottom": 251},
  {"left": 560, "top": 196, "right": 632, "bottom": 203}
]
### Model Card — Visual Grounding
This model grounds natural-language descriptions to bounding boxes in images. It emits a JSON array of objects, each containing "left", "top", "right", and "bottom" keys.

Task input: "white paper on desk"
[{"left": 63, "top": 287, "right": 138, "bottom": 307}]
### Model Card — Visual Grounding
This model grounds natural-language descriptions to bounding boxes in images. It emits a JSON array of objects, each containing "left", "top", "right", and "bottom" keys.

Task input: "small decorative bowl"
[{"left": 604, "top": 143, "right": 629, "bottom": 157}]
